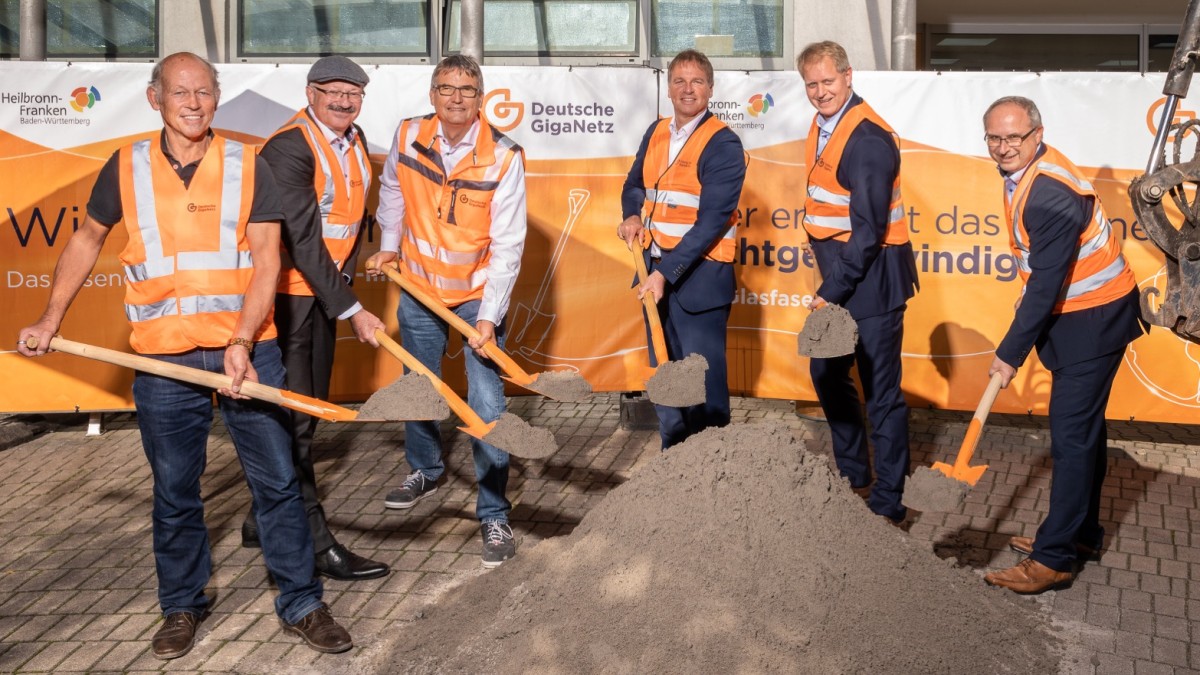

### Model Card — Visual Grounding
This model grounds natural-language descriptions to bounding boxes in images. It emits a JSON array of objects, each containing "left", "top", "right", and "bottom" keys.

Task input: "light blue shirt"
[{"left": 816, "top": 94, "right": 855, "bottom": 157}]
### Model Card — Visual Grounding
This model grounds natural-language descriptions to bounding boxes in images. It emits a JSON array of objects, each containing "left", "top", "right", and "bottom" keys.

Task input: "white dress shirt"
[{"left": 376, "top": 118, "right": 527, "bottom": 325}]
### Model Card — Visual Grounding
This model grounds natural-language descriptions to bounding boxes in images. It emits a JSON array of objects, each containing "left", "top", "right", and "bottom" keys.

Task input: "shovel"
[
  {"left": 373, "top": 328, "right": 558, "bottom": 460},
  {"left": 26, "top": 335, "right": 360, "bottom": 422},
  {"left": 373, "top": 328, "right": 495, "bottom": 444},
  {"left": 377, "top": 264, "right": 591, "bottom": 402},
  {"left": 631, "top": 243, "right": 670, "bottom": 375},
  {"left": 930, "top": 371, "right": 1001, "bottom": 486}
]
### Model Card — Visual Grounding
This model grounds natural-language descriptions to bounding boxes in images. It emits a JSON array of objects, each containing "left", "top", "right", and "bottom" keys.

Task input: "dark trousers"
[
  {"left": 811, "top": 307, "right": 910, "bottom": 521},
  {"left": 1031, "top": 348, "right": 1123, "bottom": 573},
  {"left": 246, "top": 293, "right": 337, "bottom": 553},
  {"left": 646, "top": 263, "right": 731, "bottom": 449}
]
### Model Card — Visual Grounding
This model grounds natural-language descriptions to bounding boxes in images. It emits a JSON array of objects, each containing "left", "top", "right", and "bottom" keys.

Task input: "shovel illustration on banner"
[
  {"left": 629, "top": 244, "right": 708, "bottom": 408},
  {"left": 376, "top": 263, "right": 592, "bottom": 402},
  {"left": 372, "top": 329, "right": 557, "bottom": 459},
  {"left": 26, "top": 336, "right": 370, "bottom": 422},
  {"left": 510, "top": 188, "right": 589, "bottom": 359}
]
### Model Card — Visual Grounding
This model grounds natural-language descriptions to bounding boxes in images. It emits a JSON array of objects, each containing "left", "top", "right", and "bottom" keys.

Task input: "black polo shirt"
[{"left": 87, "top": 130, "right": 285, "bottom": 227}]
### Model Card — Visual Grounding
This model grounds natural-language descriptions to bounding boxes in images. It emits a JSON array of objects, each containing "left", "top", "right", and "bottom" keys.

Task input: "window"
[
  {"left": 445, "top": 0, "right": 636, "bottom": 56},
  {"left": 1148, "top": 34, "right": 1178, "bottom": 72},
  {"left": 0, "top": 0, "right": 157, "bottom": 58},
  {"left": 927, "top": 32, "right": 1140, "bottom": 72},
  {"left": 239, "top": 0, "right": 428, "bottom": 57},
  {"left": 652, "top": 0, "right": 783, "bottom": 58}
]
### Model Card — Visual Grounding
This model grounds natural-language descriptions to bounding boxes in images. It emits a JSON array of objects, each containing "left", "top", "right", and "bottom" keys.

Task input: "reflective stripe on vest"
[
  {"left": 803, "top": 101, "right": 909, "bottom": 245},
  {"left": 640, "top": 116, "right": 736, "bottom": 263},
  {"left": 118, "top": 134, "right": 274, "bottom": 353},
  {"left": 1006, "top": 144, "right": 1135, "bottom": 313},
  {"left": 393, "top": 113, "right": 521, "bottom": 306},
  {"left": 272, "top": 110, "right": 372, "bottom": 295}
]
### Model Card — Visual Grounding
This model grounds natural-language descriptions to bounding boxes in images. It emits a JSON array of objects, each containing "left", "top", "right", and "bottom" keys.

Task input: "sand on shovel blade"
[
  {"left": 646, "top": 353, "right": 708, "bottom": 407},
  {"left": 357, "top": 372, "right": 449, "bottom": 421},
  {"left": 902, "top": 465, "right": 972, "bottom": 513},
  {"left": 482, "top": 412, "right": 558, "bottom": 459},
  {"left": 384, "top": 421, "right": 1071, "bottom": 674},
  {"left": 527, "top": 369, "right": 592, "bottom": 402},
  {"left": 797, "top": 303, "right": 858, "bottom": 358}
]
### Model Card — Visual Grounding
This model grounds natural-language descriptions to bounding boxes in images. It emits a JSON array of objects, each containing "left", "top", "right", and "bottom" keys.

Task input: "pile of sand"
[{"left": 386, "top": 422, "right": 1069, "bottom": 674}]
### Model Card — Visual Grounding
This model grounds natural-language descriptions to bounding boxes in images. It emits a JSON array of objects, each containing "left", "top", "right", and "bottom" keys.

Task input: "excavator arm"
[{"left": 1130, "top": 0, "right": 1200, "bottom": 340}]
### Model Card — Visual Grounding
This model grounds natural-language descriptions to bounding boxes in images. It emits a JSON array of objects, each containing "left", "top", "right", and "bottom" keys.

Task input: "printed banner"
[{"left": 0, "top": 64, "right": 1194, "bottom": 423}]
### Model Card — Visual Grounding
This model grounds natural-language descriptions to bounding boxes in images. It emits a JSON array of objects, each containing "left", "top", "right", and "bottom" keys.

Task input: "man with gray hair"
[
  {"left": 981, "top": 95, "right": 1144, "bottom": 594},
  {"left": 243, "top": 55, "right": 390, "bottom": 582},
  {"left": 16, "top": 51, "right": 352, "bottom": 659},
  {"left": 367, "top": 54, "right": 527, "bottom": 568}
]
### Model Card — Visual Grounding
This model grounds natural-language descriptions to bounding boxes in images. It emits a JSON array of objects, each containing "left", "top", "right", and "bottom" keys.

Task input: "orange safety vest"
[
  {"left": 803, "top": 101, "right": 908, "bottom": 244},
  {"left": 393, "top": 112, "right": 522, "bottom": 306},
  {"left": 1006, "top": 144, "right": 1135, "bottom": 313},
  {"left": 117, "top": 134, "right": 276, "bottom": 354},
  {"left": 270, "top": 109, "right": 372, "bottom": 296},
  {"left": 640, "top": 115, "right": 736, "bottom": 263}
]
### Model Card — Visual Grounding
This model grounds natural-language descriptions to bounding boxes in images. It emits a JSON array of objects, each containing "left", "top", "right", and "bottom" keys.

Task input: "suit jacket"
[
  {"left": 259, "top": 123, "right": 368, "bottom": 317},
  {"left": 621, "top": 110, "right": 747, "bottom": 312},
  {"left": 995, "top": 149, "right": 1145, "bottom": 371},
  {"left": 809, "top": 95, "right": 918, "bottom": 321}
]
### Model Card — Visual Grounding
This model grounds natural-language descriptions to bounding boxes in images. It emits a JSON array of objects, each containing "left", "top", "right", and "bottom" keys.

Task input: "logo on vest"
[
  {"left": 458, "top": 193, "right": 487, "bottom": 209},
  {"left": 187, "top": 203, "right": 217, "bottom": 213}
]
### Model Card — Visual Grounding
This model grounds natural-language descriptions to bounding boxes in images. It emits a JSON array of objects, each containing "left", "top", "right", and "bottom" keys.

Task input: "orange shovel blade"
[
  {"left": 458, "top": 421, "right": 497, "bottom": 444},
  {"left": 929, "top": 460, "right": 989, "bottom": 487},
  {"left": 278, "top": 390, "right": 360, "bottom": 422}
]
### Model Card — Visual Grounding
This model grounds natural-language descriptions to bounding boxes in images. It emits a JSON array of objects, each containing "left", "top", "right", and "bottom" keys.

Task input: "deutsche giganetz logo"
[
  {"left": 747, "top": 93, "right": 774, "bottom": 117},
  {"left": 70, "top": 86, "right": 101, "bottom": 113},
  {"left": 482, "top": 89, "right": 524, "bottom": 132}
]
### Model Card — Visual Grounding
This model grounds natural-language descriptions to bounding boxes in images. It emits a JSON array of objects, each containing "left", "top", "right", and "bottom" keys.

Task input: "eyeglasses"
[
  {"left": 984, "top": 127, "right": 1040, "bottom": 148},
  {"left": 433, "top": 84, "right": 481, "bottom": 99},
  {"left": 310, "top": 85, "right": 364, "bottom": 101}
]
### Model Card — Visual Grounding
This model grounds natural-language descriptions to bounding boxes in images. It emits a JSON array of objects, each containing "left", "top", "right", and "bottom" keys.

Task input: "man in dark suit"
[
  {"left": 981, "top": 96, "right": 1145, "bottom": 594},
  {"left": 618, "top": 49, "right": 747, "bottom": 449},
  {"left": 249, "top": 55, "right": 389, "bottom": 581},
  {"left": 798, "top": 41, "right": 919, "bottom": 523}
]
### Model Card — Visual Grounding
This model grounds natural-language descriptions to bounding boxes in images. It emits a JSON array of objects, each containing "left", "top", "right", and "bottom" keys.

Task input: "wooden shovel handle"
[
  {"left": 377, "top": 264, "right": 534, "bottom": 383},
  {"left": 27, "top": 335, "right": 346, "bottom": 419},
  {"left": 954, "top": 372, "right": 1004, "bottom": 470},
  {"left": 631, "top": 245, "right": 670, "bottom": 364}
]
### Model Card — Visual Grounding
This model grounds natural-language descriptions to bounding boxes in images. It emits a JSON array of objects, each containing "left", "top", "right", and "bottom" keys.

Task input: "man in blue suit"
[
  {"left": 618, "top": 49, "right": 747, "bottom": 449},
  {"left": 799, "top": 41, "right": 919, "bottom": 523},
  {"left": 981, "top": 96, "right": 1145, "bottom": 594}
]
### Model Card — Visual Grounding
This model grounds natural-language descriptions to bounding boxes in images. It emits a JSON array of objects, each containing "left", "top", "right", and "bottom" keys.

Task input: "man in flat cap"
[{"left": 243, "top": 55, "right": 390, "bottom": 581}]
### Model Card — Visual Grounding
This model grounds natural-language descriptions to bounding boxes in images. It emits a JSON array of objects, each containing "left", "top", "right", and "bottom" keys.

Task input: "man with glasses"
[
  {"left": 981, "top": 96, "right": 1144, "bottom": 594},
  {"left": 617, "top": 48, "right": 746, "bottom": 450},
  {"left": 797, "top": 41, "right": 919, "bottom": 524},
  {"left": 366, "top": 54, "right": 526, "bottom": 568},
  {"left": 244, "top": 56, "right": 390, "bottom": 581}
]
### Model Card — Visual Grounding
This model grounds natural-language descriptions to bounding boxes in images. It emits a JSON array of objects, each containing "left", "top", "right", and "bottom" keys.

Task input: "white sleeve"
[
  {"left": 477, "top": 154, "right": 527, "bottom": 325},
  {"left": 375, "top": 127, "right": 407, "bottom": 253}
]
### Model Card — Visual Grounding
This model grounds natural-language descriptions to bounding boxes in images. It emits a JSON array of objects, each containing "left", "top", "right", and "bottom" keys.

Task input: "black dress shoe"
[
  {"left": 241, "top": 520, "right": 260, "bottom": 549},
  {"left": 316, "top": 544, "right": 390, "bottom": 581}
]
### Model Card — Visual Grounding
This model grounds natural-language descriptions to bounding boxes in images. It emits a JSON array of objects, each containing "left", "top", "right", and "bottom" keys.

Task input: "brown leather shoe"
[
  {"left": 282, "top": 604, "right": 353, "bottom": 654},
  {"left": 1009, "top": 535, "right": 1099, "bottom": 560},
  {"left": 984, "top": 558, "right": 1074, "bottom": 594},
  {"left": 151, "top": 612, "right": 202, "bottom": 660}
]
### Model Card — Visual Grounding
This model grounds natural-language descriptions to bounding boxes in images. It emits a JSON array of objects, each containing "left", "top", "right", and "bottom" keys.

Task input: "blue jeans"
[
  {"left": 132, "top": 339, "right": 323, "bottom": 625},
  {"left": 399, "top": 292, "right": 511, "bottom": 523}
]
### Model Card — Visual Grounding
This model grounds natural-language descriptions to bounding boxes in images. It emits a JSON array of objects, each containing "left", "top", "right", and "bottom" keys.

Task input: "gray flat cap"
[{"left": 307, "top": 56, "right": 369, "bottom": 87}]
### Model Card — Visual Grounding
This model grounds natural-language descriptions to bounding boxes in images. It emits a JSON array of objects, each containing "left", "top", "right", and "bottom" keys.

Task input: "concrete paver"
[{"left": 0, "top": 395, "right": 1198, "bottom": 672}]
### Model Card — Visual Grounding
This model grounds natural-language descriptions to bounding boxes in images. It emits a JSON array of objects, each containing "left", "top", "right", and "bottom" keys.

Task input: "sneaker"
[
  {"left": 481, "top": 521, "right": 516, "bottom": 568},
  {"left": 281, "top": 604, "right": 353, "bottom": 654},
  {"left": 383, "top": 472, "right": 438, "bottom": 509}
]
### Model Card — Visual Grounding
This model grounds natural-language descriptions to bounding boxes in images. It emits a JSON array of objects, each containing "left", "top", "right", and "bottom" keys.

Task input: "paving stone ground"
[{"left": 0, "top": 395, "right": 1198, "bottom": 674}]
